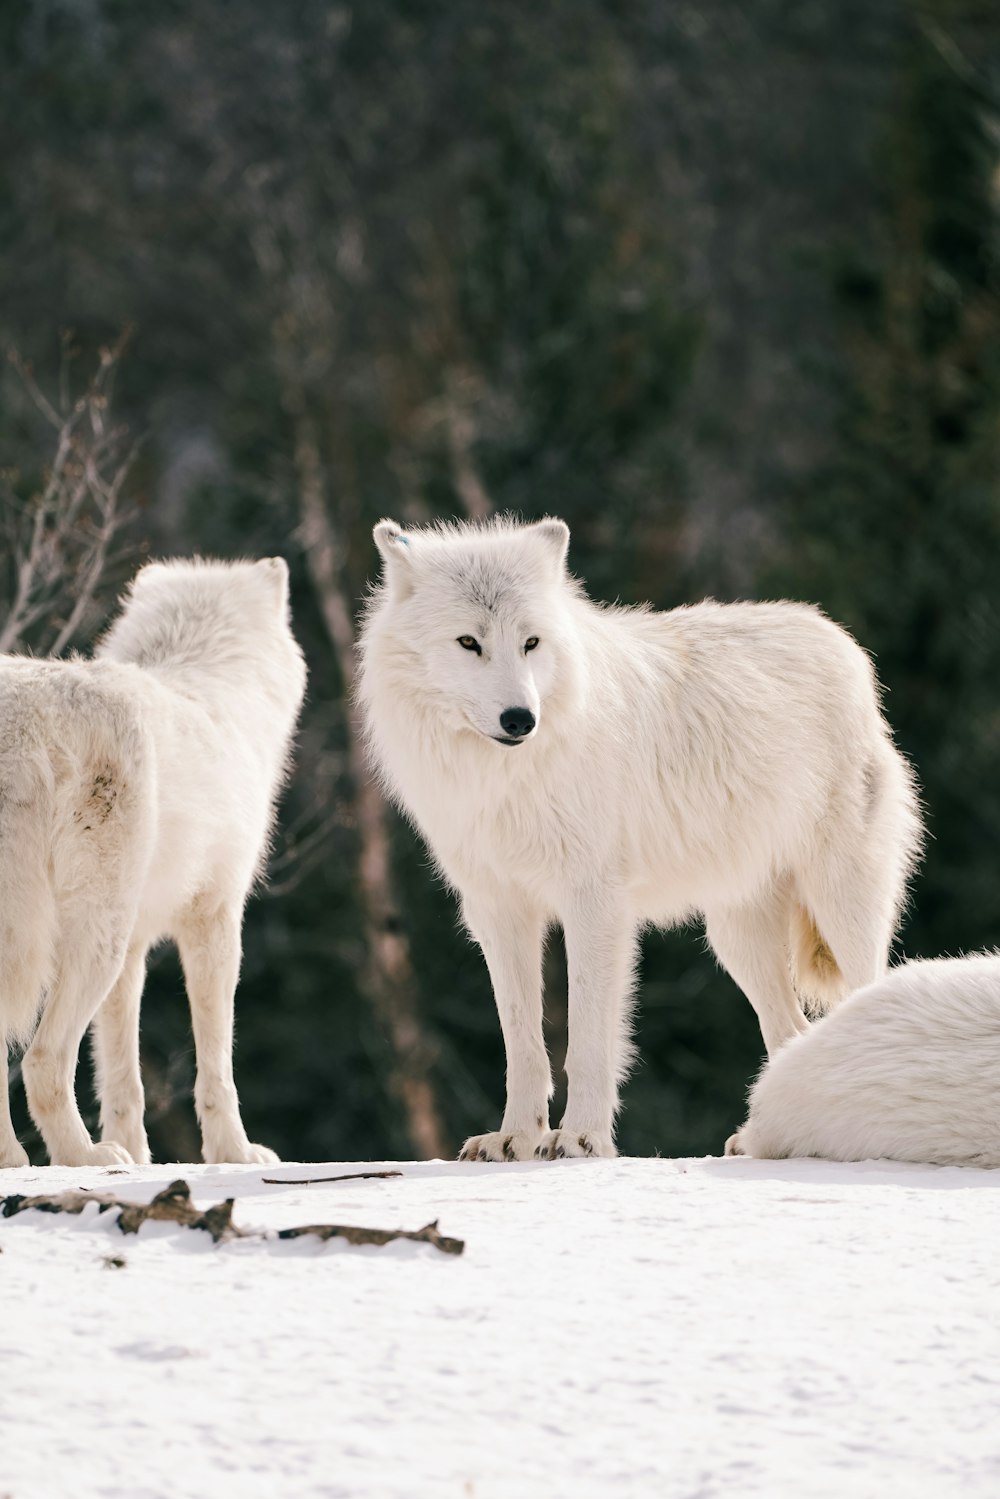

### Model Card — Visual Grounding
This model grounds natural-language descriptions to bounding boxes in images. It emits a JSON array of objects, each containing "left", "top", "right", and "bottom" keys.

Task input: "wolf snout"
[{"left": 498, "top": 706, "right": 536, "bottom": 741}]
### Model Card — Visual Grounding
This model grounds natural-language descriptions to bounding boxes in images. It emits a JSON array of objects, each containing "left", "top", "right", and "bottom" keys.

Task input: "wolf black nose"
[{"left": 499, "top": 706, "right": 536, "bottom": 738}]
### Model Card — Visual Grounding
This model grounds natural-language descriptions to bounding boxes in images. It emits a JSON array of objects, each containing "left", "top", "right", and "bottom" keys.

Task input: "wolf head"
[{"left": 367, "top": 516, "right": 581, "bottom": 748}]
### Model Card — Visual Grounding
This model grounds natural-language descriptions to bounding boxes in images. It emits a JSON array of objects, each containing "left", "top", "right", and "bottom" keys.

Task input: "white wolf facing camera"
[
  {"left": 0, "top": 558, "right": 306, "bottom": 1169},
  {"left": 727, "top": 955, "right": 1000, "bottom": 1168},
  {"left": 359, "top": 516, "right": 922, "bottom": 1161}
]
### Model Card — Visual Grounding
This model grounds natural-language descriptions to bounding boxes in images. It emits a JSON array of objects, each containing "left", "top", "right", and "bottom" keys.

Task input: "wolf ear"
[
  {"left": 255, "top": 556, "right": 290, "bottom": 613},
  {"left": 130, "top": 560, "right": 169, "bottom": 592},
  {"left": 373, "top": 519, "right": 416, "bottom": 597},
  {"left": 529, "top": 517, "right": 570, "bottom": 572}
]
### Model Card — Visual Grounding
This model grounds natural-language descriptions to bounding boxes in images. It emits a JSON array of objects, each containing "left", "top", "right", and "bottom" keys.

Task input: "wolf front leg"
[
  {"left": 458, "top": 886, "right": 551, "bottom": 1162},
  {"left": 177, "top": 899, "right": 278, "bottom": 1166},
  {"left": 537, "top": 887, "right": 637, "bottom": 1159}
]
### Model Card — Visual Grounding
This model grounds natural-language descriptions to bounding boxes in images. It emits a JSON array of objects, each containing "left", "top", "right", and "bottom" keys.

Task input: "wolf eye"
[
  {"left": 457, "top": 635, "right": 482, "bottom": 655},
  {"left": 524, "top": 637, "right": 539, "bottom": 652}
]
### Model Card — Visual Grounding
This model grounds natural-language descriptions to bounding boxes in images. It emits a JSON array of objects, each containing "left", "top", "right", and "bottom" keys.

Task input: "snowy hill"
[{"left": 2, "top": 1156, "right": 998, "bottom": 1498}]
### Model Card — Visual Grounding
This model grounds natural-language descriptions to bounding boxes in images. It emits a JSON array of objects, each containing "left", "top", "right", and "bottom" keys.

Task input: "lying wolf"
[
  {"left": 0, "top": 558, "right": 306, "bottom": 1167},
  {"left": 359, "top": 516, "right": 922, "bottom": 1160},
  {"left": 726, "top": 955, "right": 1000, "bottom": 1167}
]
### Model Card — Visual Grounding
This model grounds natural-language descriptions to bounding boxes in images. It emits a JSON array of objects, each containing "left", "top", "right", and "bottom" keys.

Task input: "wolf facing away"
[
  {"left": 0, "top": 558, "right": 306, "bottom": 1168},
  {"left": 726, "top": 955, "right": 1000, "bottom": 1167},
  {"left": 358, "top": 516, "right": 922, "bottom": 1161}
]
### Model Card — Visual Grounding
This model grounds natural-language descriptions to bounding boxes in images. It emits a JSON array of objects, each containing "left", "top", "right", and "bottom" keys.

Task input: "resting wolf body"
[
  {"left": 727, "top": 956, "right": 1000, "bottom": 1167},
  {"left": 358, "top": 516, "right": 921, "bottom": 1160},
  {"left": 0, "top": 558, "right": 306, "bottom": 1168}
]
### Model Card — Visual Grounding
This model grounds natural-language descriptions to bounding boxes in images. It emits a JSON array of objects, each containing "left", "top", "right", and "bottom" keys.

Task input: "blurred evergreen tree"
[{"left": 769, "top": 6, "right": 1000, "bottom": 957}]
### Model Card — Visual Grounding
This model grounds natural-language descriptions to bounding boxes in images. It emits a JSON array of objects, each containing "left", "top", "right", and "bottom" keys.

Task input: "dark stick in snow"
[
  {"left": 276, "top": 1219, "right": 463, "bottom": 1253},
  {"left": 261, "top": 1170, "right": 404, "bottom": 1185}
]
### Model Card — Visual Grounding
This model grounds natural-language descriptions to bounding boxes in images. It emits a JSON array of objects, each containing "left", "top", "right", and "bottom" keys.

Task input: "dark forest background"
[{"left": 2, "top": 0, "right": 999, "bottom": 1163}]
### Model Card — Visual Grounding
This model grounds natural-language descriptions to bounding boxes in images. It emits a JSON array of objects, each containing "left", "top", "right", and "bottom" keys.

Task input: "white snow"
[{"left": 2, "top": 1156, "right": 999, "bottom": 1498}]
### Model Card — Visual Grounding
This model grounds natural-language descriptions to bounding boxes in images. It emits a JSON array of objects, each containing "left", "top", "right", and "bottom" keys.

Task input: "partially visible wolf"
[
  {"left": 358, "top": 516, "right": 922, "bottom": 1161},
  {"left": 0, "top": 558, "right": 306, "bottom": 1168},
  {"left": 726, "top": 955, "right": 1000, "bottom": 1167}
]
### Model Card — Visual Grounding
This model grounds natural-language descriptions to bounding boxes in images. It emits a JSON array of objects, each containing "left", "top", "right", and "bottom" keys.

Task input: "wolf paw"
[
  {"left": 534, "top": 1129, "right": 616, "bottom": 1160},
  {"left": 101, "top": 1126, "right": 151, "bottom": 1166},
  {"left": 458, "top": 1129, "right": 542, "bottom": 1162},
  {"left": 203, "top": 1140, "right": 279, "bottom": 1166},
  {"left": 52, "top": 1140, "right": 135, "bottom": 1168},
  {"left": 724, "top": 1129, "right": 746, "bottom": 1157},
  {"left": 242, "top": 1143, "right": 280, "bottom": 1166}
]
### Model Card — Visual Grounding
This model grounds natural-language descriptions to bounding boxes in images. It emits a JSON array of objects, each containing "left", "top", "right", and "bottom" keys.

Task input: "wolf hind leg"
[
  {"left": 0, "top": 1047, "right": 28, "bottom": 1167},
  {"left": 21, "top": 918, "right": 135, "bottom": 1168},
  {"left": 92, "top": 943, "right": 151, "bottom": 1165},
  {"left": 177, "top": 898, "right": 277, "bottom": 1166},
  {"left": 705, "top": 883, "right": 810, "bottom": 1058},
  {"left": 0, "top": 921, "right": 49, "bottom": 1168}
]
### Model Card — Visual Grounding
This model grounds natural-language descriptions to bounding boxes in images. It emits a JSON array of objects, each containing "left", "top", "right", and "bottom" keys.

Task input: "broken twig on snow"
[{"left": 0, "top": 1178, "right": 464, "bottom": 1255}]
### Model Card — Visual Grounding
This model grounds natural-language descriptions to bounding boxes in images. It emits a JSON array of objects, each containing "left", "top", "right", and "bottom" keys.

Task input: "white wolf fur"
[
  {"left": 358, "top": 516, "right": 922, "bottom": 1161},
  {"left": 0, "top": 558, "right": 306, "bottom": 1168},
  {"left": 727, "top": 955, "right": 1000, "bottom": 1167}
]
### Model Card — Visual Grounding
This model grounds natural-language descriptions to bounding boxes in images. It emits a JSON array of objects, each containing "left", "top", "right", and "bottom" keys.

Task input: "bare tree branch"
[{"left": 0, "top": 332, "right": 138, "bottom": 657}]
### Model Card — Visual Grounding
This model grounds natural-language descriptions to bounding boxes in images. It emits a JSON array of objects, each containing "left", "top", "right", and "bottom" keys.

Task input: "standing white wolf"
[
  {"left": 726, "top": 955, "right": 1000, "bottom": 1167},
  {"left": 0, "top": 558, "right": 306, "bottom": 1168},
  {"left": 359, "top": 516, "right": 922, "bottom": 1161}
]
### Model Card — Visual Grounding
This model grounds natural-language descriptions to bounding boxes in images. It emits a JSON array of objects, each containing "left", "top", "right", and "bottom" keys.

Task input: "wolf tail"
[
  {"left": 789, "top": 904, "right": 845, "bottom": 1017},
  {"left": 0, "top": 753, "right": 55, "bottom": 1047}
]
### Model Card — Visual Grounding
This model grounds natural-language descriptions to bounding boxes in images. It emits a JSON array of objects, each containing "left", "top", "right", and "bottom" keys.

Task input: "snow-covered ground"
[{"left": 2, "top": 1155, "right": 999, "bottom": 1498}]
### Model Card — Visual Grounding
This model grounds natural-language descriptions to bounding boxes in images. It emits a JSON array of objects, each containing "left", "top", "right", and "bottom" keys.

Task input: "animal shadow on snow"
[{"left": 706, "top": 1155, "right": 1000, "bottom": 1192}]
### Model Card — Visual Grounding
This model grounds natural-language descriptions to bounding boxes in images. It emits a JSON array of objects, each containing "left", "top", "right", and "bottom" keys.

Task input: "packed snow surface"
[{"left": 2, "top": 1155, "right": 999, "bottom": 1498}]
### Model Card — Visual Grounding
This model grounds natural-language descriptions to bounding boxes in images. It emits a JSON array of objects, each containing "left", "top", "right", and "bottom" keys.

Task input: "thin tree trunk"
[
  {"left": 444, "top": 371, "right": 492, "bottom": 522},
  {"left": 290, "top": 401, "right": 448, "bottom": 1161}
]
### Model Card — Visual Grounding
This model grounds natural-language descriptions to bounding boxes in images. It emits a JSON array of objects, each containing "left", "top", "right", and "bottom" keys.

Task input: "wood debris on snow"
[{"left": 0, "top": 1177, "right": 464, "bottom": 1255}]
